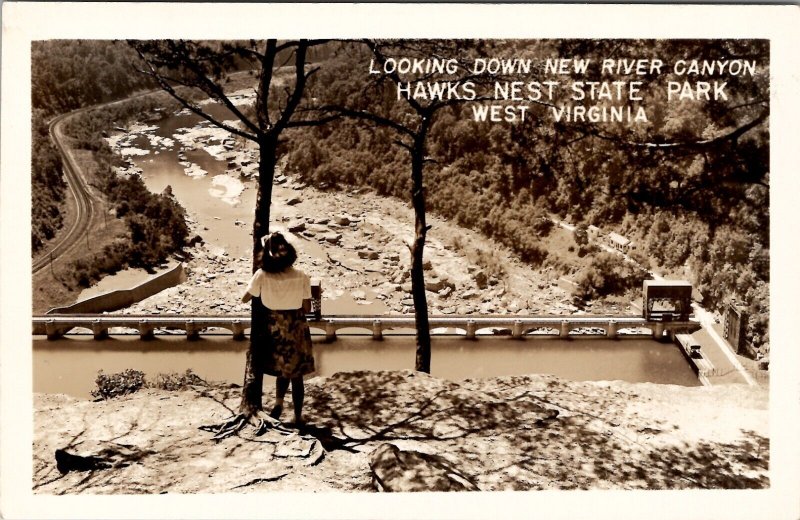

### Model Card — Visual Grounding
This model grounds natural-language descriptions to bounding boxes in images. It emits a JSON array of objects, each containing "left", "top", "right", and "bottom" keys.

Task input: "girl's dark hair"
[{"left": 261, "top": 232, "right": 297, "bottom": 273}]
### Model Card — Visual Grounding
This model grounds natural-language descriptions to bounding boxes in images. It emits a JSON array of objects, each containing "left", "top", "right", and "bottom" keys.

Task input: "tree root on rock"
[
  {"left": 200, "top": 411, "right": 295, "bottom": 441},
  {"left": 326, "top": 253, "right": 358, "bottom": 272},
  {"left": 230, "top": 472, "right": 289, "bottom": 490}
]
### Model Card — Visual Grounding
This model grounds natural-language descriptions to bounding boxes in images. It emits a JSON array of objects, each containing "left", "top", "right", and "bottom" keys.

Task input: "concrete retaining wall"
[{"left": 47, "top": 263, "right": 185, "bottom": 314}]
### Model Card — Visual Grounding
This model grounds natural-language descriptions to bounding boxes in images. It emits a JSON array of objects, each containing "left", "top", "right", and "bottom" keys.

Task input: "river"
[
  {"left": 99, "top": 100, "right": 393, "bottom": 314},
  {"left": 34, "top": 335, "right": 700, "bottom": 399},
  {"left": 117, "top": 103, "right": 260, "bottom": 259}
]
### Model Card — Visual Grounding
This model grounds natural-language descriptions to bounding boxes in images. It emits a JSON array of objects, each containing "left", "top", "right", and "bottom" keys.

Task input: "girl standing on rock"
[{"left": 242, "top": 231, "right": 315, "bottom": 427}]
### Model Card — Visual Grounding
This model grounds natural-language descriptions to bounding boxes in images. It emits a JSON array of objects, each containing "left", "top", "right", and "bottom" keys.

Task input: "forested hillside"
[
  {"left": 31, "top": 108, "right": 66, "bottom": 251},
  {"left": 285, "top": 40, "right": 769, "bottom": 351},
  {"left": 31, "top": 40, "right": 154, "bottom": 253},
  {"left": 32, "top": 40, "right": 156, "bottom": 115},
  {"left": 32, "top": 41, "right": 189, "bottom": 285}
]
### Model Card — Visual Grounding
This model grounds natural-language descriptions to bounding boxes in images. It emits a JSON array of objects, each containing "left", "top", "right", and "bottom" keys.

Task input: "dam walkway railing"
[{"left": 33, "top": 314, "right": 701, "bottom": 341}]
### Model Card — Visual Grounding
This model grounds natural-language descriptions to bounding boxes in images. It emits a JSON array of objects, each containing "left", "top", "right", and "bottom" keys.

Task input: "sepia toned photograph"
[{"left": 2, "top": 3, "right": 799, "bottom": 520}]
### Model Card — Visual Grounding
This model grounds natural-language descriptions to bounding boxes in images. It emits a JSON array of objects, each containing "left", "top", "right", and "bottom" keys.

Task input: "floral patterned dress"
[{"left": 262, "top": 307, "right": 315, "bottom": 378}]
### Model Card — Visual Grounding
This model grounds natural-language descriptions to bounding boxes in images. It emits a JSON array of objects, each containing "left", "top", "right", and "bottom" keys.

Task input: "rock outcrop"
[{"left": 33, "top": 371, "right": 768, "bottom": 494}]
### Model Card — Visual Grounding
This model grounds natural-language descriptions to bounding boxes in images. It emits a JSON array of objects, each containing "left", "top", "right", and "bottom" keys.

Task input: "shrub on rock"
[{"left": 91, "top": 369, "right": 145, "bottom": 400}]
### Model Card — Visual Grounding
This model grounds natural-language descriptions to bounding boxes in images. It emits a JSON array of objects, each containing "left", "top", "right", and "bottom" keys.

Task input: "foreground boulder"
[{"left": 369, "top": 443, "right": 479, "bottom": 492}]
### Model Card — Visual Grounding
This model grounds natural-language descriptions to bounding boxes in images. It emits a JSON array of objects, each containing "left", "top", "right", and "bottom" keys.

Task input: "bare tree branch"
[
  {"left": 273, "top": 41, "right": 312, "bottom": 134},
  {"left": 316, "top": 105, "right": 416, "bottom": 138},
  {"left": 590, "top": 110, "right": 768, "bottom": 149},
  {"left": 285, "top": 114, "right": 341, "bottom": 128},
  {"left": 134, "top": 56, "right": 259, "bottom": 142}
]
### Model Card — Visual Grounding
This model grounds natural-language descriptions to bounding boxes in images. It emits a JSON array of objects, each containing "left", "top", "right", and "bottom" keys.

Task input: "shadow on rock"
[
  {"left": 56, "top": 442, "right": 154, "bottom": 474},
  {"left": 370, "top": 443, "right": 480, "bottom": 492},
  {"left": 302, "top": 370, "right": 769, "bottom": 491}
]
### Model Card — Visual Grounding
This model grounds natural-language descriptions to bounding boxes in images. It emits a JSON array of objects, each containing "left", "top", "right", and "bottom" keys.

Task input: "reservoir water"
[{"left": 33, "top": 335, "right": 700, "bottom": 399}]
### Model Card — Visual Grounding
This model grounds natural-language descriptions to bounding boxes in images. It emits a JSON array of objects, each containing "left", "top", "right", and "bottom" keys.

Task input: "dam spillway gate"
[{"left": 33, "top": 314, "right": 700, "bottom": 341}]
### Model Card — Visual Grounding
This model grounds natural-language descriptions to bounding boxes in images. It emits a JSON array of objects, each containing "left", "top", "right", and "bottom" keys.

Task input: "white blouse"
[{"left": 246, "top": 267, "right": 311, "bottom": 310}]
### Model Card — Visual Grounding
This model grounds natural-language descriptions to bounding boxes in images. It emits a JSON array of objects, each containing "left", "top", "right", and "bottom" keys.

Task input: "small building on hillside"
[
  {"left": 587, "top": 225, "right": 602, "bottom": 242},
  {"left": 608, "top": 232, "right": 634, "bottom": 253},
  {"left": 723, "top": 299, "right": 748, "bottom": 355}
]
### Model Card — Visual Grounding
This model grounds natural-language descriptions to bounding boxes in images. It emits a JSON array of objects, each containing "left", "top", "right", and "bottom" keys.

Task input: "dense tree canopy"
[
  {"left": 31, "top": 109, "right": 65, "bottom": 251},
  {"left": 288, "top": 39, "right": 769, "bottom": 349},
  {"left": 31, "top": 41, "right": 188, "bottom": 276},
  {"left": 32, "top": 40, "right": 154, "bottom": 115}
]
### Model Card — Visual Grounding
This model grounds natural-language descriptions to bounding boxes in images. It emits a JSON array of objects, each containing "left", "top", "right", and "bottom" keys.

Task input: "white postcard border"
[{"left": 2, "top": 3, "right": 799, "bottom": 519}]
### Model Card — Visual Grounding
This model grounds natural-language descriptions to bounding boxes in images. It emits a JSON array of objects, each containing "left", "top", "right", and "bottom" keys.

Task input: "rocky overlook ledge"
[{"left": 34, "top": 370, "right": 768, "bottom": 493}]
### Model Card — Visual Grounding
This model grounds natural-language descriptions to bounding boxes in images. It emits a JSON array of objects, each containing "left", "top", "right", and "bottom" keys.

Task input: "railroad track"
[
  {"left": 31, "top": 79, "right": 247, "bottom": 275},
  {"left": 31, "top": 88, "right": 166, "bottom": 275},
  {"left": 32, "top": 110, "right": 96, "bottom": 274}
]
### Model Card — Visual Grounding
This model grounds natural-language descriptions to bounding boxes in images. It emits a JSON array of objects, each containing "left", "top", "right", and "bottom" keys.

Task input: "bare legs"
[
  {"left": 271, "top": 376, "right": 305, "bottom": 425},
  {"left": 290, "top": 376, "right": 304, "bottom": 424}
]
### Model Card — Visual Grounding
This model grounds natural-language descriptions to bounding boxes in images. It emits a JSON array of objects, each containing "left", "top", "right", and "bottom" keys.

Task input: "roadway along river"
[{"left": 32, "top": 111, "right": 95, "bottom": 274}]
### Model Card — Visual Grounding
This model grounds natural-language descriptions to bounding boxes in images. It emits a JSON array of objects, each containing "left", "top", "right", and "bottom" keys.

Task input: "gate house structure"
[
  {"left": 608, "top": 232, "right": 634, "bottom": 253},
  {"left": 723, "top": 300, "right": 748, "bottom": 354},
  {"left": 643, "top": 280, "right": 693, "bottom": 322}
]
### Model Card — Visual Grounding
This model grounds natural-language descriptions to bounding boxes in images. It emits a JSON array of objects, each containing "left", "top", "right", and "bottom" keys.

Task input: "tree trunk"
[
  {"left": 410, "top": 120, "right": 432, "bottom": 373},
  {"left": 239, "top": 138, "right": 277, "bottom": 415}
]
